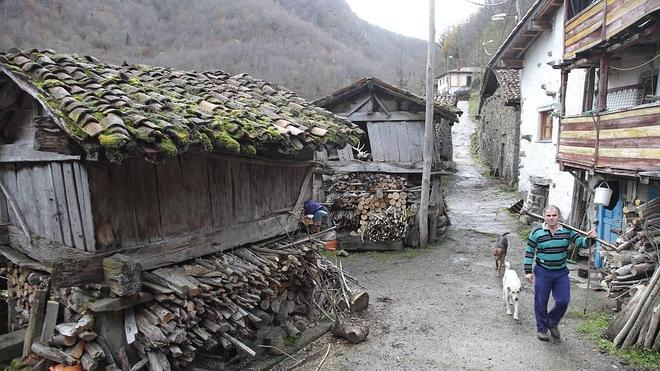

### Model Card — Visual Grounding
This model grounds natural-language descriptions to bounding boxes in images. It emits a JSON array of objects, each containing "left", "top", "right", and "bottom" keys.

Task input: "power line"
[{"left": 462, "top": 0, "right": 511, "bottom": 6}]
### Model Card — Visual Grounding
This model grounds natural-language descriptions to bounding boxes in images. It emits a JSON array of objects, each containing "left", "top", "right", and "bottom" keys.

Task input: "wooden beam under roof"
[
  {"left": 498, "top": 59, "right": 524, "bottom": 69},
  {"left": 531, "top": 20, "right": 553, "bottom": 31}
]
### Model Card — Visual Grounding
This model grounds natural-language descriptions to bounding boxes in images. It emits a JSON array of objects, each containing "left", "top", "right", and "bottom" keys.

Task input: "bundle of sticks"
[
  {"left": 599, "top": 197, "right": 659, "bottom": 350},
  {"left": 18, "top": 235, "right": 367, "bottom": 370},
  {"left": 325, "top": 173, "right": 414, "bottom": 241}
]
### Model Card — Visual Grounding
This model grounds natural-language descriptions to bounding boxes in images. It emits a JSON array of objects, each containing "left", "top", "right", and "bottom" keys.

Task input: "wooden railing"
[
  {"left": 564, "top": 0, "right": 660, "bottom": 60},
  {"left": 557, "top": 104, "right": 660, "bottom": 175}
]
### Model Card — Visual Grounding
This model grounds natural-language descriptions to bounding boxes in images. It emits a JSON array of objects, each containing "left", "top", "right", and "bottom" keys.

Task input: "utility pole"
[{"left": 420, "top": 0, "right": 435, "bottom": 248}]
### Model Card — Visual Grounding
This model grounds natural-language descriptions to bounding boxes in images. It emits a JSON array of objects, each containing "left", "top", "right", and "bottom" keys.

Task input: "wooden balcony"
[
  {"left": 557, "top": 103, "right": 660, "bottom": 176},
  {"left": 564, "top": 0, "right": 660, "bottom": 60}
]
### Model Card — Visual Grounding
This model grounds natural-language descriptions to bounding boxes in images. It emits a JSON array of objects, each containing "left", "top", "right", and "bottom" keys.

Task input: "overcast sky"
[{"left": 345, "top": 0, "right": 480, "bottom": 40}]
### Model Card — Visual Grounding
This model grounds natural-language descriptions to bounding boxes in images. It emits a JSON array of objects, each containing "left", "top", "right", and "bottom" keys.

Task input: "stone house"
[{"left": 476, "top": 68, "right": 521, "bottom": 186}]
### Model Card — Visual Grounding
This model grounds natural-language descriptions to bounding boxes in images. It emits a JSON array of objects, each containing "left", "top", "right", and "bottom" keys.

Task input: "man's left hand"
[{"left": 586, "top": 228, "right": 597, "bottom": 239}]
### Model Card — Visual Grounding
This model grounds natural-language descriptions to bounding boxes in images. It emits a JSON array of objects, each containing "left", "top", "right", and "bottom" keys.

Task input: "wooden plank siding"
[
  {"left": 86, "top": 153, "right": 312, "bottom": 253},
  {"left": 0, "top": 162, "right": 92, "bottom": 251},
  {"left": 367, "top": 121, "right": 425, "bottom": 164},
  {"left": 564, "top": 0, "right": 660, "bottom": 59},
  {"left": 557, "top": 104, "right": 660, "bottom": 174}
]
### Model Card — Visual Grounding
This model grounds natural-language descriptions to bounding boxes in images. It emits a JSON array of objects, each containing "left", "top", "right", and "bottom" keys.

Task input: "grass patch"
[
  {"left": 372, "top": 248, "right": 426, "bottom": 262},
  {"left": 567, "top": 310, "right": 660, "bottom": 369},
  {"left": 469, "top": 91, "right": 479, "bottom": 121},
  {"left": 518, "top": 225, "right": 531, "bottom": 241},
  {"left": 283, "top": 335, "right": 298, "bottom": 348}
]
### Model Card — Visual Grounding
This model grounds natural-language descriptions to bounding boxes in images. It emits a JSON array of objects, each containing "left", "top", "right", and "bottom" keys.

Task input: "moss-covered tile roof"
[{"left": 0, "top": 49, "right": 362, "bottom": 162}]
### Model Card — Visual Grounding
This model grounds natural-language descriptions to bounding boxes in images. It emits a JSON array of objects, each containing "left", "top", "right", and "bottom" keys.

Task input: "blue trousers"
[{"left": 534, "top": 265, "right": 570, "bottom": 332}]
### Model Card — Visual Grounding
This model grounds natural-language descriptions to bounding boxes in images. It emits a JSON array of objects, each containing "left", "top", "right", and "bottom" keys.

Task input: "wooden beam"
[
  {"left": 328, "top": 160, "right": 423, "bottom": 173},
  {"left": 0, "top": 246, "right": 50, "bottom": 272},
  {"left": 499, "top": 59, "right": 524, "bottom": 69},
  {"left": 598, "top": 54, "right": 609, "bottom": 111},
  {"left": 342, "top": 111, "right": 425, "bottom": 122},
  {"left": 120, "top": 212, "right": 299, "bottom": 270},
  {"left": 34, "top": 118, "right": 80, "bottom": 155},
  {"left": 530, "top": 20, "right": 552, "bottom": 31},
  {"left": 23, "top": 289, "right": 47, "bottom": 356},
  {"left": 86, "top": 292, "right": 153, "bottom": 312},
  {"left": 0, "top": 143, "right": 80, "bottom": 163}
]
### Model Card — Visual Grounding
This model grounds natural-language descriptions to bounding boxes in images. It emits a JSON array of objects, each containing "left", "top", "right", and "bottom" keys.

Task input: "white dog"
[{"left": 502, "top": 261, "right": 521, "bottom": 320}]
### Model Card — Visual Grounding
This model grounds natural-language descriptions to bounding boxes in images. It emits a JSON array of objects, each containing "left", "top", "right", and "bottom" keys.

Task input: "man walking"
[{"left": 524, "top": 205, "right": 597, "bottom": 341}]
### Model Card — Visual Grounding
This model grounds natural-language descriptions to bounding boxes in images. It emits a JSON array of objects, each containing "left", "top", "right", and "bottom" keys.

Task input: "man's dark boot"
[{"left": 548, "top": 326, "right": 560, "bottom": 339}]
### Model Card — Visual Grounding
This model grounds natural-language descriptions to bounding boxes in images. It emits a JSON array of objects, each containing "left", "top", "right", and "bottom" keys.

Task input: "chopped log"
[
  {"left": 350, "top": 290, "right": 369, "bottom": 313},
  {"left": 221, "top": 333, "right": 256, "bottom": 357},
  {"left": 65, "top": 340, "right": 86, "bottom": 359},
  {"left": 147, "top": 351, "right": 171, "bottom": 371},
  {"left": 631, "top": 263, "right": 656, "bottom": 277},
  {"left": 31, "top": 340, "right": 77, "bottom": 365},
  {"left": 40, "top": 300, "right": 59, "bottom": 344},
  {"left": 85, "top": 341, "right": 105, "bottom": 361},
  {"left": 285, "top": 321, "right": 300, "bottom": 337},
  {"left": 104, "top": 254, "right": 143, "bottom": 296},
  {"left": 23, "top": 289, "right": 47, "bottom": 356},
  {"left": 135, "top": 312, "right": 167, "bottom": 345},
  {"left": 81, "top": 352, "right": 99, "bottom": 371},
  {"left": 615, "top": 264, "right": 633, "bottom": 276},
  {"left": 78, "top": 331, "right": 98, "bottom": 342},
  {"left": 129, "top": 358, "right": 149, "bottom": 371},
  {"left": 55, "top": 314, "right": 94, "bottom": 337},
  {"left": 87, "top": 292, "right": 153, "bottom": 312},
  {"left": 331, "top": 320, "right": 369, "bottom": 344},
  {"left": 644, "top": 302, "right": 660, "bottom": 348},
  {"left": 51, "top": 334, "right": 77, "bottom": 347},
  {"left": 117, "top": 346, "right": 131, "bottom": 371},
  {"left": 124, "top": 308, "right": 138, "bottom": 344}
]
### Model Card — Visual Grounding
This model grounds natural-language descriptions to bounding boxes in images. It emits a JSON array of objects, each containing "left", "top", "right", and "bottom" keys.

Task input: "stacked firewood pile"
[
  {"left": 3, "top": 265, "right": 50, "bottom": 330},
  {"left": 600, "top": 197, "right": 659, "bottom": 350},
  {"left": 15, "top": 236, "right": 367, "bottom": 370},
  {"left": 325, "top": 173, "right": 414, "bottom": 241}
]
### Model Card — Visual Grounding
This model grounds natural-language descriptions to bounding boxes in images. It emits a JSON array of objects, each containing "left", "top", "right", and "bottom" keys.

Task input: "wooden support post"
[
  {"left": 420, "top": 0, "right": 436, "bottom": 248},
  {"left": 598, "top": 54, "right": 609, "bottom": 111},
  {"left": 40, "top": 300, "right": 59, "bottom": 343},
  {"left": 23, "top": 289, "right": 47, "bottom": 356}
]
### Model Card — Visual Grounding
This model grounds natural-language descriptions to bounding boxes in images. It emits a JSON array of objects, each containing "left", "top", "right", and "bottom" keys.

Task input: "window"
[
  {"left": 466, "top": 75, "right": 472, "bottom": 86},
  {"left": 539, "top": 111, "right": 553, "bottom": 141}
]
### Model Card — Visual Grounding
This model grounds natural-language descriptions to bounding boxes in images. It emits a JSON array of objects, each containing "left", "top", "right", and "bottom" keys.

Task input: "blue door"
[{"left": 595, "top": 181, "right": 624, "bottom": 267}]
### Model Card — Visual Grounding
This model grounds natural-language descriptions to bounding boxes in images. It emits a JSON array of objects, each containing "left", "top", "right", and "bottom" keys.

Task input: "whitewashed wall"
[{"left": 518, "top": 4, "right": 576, "bottom": 218}]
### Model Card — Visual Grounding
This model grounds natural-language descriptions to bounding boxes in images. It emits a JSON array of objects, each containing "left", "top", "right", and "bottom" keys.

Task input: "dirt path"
[{"left": 273, "top": 101, "right": 622, "bottom": 371}]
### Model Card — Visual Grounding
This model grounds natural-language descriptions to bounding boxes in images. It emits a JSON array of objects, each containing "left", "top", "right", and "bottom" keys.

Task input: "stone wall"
[
  {"left": 477, "top": 87, "right": 520, "bottom": 186},
  {"left": 435, "top": 119, "right": 454, "bottom": 165}
]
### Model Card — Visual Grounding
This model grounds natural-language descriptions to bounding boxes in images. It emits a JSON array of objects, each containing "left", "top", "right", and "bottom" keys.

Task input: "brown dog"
[{"left": 492, "top": 232, "right": 510, "bottom": 278}]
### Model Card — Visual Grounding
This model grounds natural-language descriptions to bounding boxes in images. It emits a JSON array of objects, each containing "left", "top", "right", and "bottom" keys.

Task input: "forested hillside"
[{"left": 0, "top": 0, "right": 427, "bottom": 98}]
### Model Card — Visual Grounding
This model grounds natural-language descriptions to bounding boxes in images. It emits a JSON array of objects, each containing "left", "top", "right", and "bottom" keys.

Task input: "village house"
[
  {"left": 0, "top": 49, "right": 360, "bottom": 369},
  {"left": 480, "top": 0, "right": 582, "bottom": 224},
  {"left": 437, "top": 67, "right": 480, "bottom": 96},
  {"left": 555, "top": 0, "right": 659, "bottom": 243},
  {"left": 476, "top": 68, "right": 521, "bottom": 186},
  {"left": 313, "top": 77, "right": 461, "bottom": 248},
  {"left": 481, "top": 0, "right": 659, "bottom": 236}
]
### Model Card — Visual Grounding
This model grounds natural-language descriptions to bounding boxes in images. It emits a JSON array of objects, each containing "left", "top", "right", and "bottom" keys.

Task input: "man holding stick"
[{"left": 524, "top": 205, "right": 597, "bottom": 341}]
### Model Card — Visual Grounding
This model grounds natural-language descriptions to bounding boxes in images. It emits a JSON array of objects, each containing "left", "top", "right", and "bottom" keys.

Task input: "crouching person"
[{"left": 303, "top": 200, "right": 328, "bottom": 234}]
